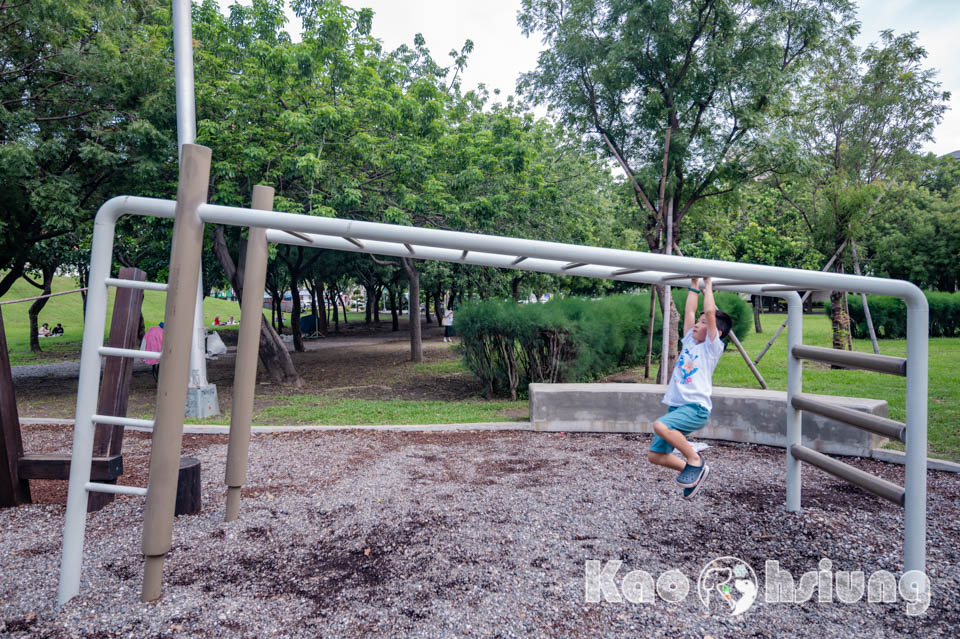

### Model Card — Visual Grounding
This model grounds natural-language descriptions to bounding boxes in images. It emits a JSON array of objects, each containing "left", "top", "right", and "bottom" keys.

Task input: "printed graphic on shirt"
[{"left": 676, "top": 347, "right": 699, "bottom": 385}]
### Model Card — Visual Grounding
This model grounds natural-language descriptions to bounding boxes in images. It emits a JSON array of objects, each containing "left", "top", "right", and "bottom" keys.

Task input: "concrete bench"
[{"left": 529, "top": 383, "right": 890, "bottom": 458}]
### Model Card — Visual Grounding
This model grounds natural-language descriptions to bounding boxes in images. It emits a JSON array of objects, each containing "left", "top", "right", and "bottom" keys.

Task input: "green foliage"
[
  {"left": 456, "top": 291, "right": 750, "bottom": 398},
  {"left": 841, "top": 292, "right": 960, "bottom": 339}
]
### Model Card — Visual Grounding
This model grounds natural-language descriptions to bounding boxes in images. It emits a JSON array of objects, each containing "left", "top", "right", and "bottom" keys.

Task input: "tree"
[
  {"left": 518, "top": 0, "right": 851, "bottom": 375},
  {"left": 0, "top": 0, "right": 170, "bottom": 296},
  {"left": 772, "top": 30, "right": 950, "bottom": 348}
]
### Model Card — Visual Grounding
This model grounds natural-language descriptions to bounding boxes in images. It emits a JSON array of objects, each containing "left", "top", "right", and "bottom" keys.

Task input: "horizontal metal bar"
[
  {"left": 188, "top": 200, "right": 925, "bottom": 305},
  {"left": 792, "top": 344, "right": 907, "bottom": 376},
  {"left": 790, "top": 445, "right": 905, "bottom": 507},
  {"left": 661, "top": 274, "right": 697, "bottom": 282},
  {"left": 792, "top": 394, "right": 905, "bottom": 442},
  {"left": 611, "top": 268, "right": 646, "bottom": 277},
  {"left": 511, "top": 256, "right": 527, "bottom": 265},
  {"left": 712, "top": 280, "right": 766, "bottom": 287},
  {"left": 92, "top": 414, "right": 156, "bottom": 430},
  {"left": 98, "top": 346, "right": 162, "bottom": 361},
  {"left": 104, "top": 278, "right": 168, "bottom": 292},
  {"left": 562, "top": 262, "right": 587, "bottom": 270},
  {"left": 762, "top": 285, "right": 828, "bottom": 292},
  {"left": 85, "top": 482, "right": 148, "bottom": 497},
  {"left": 344, "top": 237, "right": 363, "bottom": 249},
  {"left": 404, "top": 243, "right": 415, "bottom": 255}
]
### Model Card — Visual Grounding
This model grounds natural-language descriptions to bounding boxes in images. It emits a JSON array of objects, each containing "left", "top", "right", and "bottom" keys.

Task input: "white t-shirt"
[
  {"left": 442, "top": 310, "right": 454, "bottom": 326},
  {"left": 662, "top": 329, "right": 725, "bottom": 412}
]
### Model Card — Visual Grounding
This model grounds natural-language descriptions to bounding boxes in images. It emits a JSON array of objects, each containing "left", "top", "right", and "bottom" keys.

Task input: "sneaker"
[
  {"left": 676, "top": 453, "right": 707, "bottom": 487},
  {"left": 682, "top": 465, "right": 711, "bottom": 500}
]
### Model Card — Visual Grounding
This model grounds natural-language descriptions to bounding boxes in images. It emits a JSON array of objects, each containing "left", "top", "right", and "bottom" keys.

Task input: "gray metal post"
[
  {"left": 141, "top": 144, "right": 211, "bottom": 602},
  {"left": 904, "top": 293, "right": 929, "bottom": 589},
  {"left": 173, "top": 0, "right": 215, "bottom": 414},
  {"left": 225, "top": 186, "right": 273, "bottom": 522},
  {"left": 784, "top": 291, "right": 803, "bottom": 512},
  {"left": 57, "top": 207, "right": 120, "bottom": 605}
]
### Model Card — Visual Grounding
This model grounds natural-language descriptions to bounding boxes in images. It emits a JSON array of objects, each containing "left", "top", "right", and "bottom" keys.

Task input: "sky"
[{"left": 216, "top": 1, "right": 958, "bottom": 156}]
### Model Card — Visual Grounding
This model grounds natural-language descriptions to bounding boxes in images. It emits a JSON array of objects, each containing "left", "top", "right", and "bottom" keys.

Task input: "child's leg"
[
  {"left": 647, "top": 447, "right": 685, "bottom": 471},
  {"left": 652, "top": 421, "right": 701, "bottom": 466}
]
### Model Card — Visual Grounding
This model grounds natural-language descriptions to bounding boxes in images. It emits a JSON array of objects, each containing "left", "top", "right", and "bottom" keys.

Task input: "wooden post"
[
  {"left": 88, "top": 267, "right": 146, "bottom": 512},
  {"left": 0, "top": 307, "right": 30, "bottom": 506},
  {"left": 727, "top": 330, "right": 768, "bottom": 390}
]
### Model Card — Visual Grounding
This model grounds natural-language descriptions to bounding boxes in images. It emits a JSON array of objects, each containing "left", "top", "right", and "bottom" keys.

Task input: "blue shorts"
[{"left": 650, "top": 403, "right": 710, "bottom": 454}]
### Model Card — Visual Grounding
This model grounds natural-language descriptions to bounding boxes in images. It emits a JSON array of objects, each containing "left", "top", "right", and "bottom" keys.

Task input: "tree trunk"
[
  {"left": 753, "top": 295, "right": 763, "bottom": 333},
  {"left": 314, "top": 281, "right": 326, "bottom": 336},
  {"left": 26, "top": 265, "right": 55, "bottom": 353},
  {"left": 829, "top": 289, "right": 850, "bottom": 355},
  {"left": 644, "top": 285, "right": 656, "bottom": 379},
  {"left": 365, "top": 285, "right": 374, "bottom": 324},
  {"left": 373, "top": 284, "right": 382, "bottom": 323},
  {"left": 212, "top": 224, "right": 303, "bottom": 386},
  {"left": 338, "top": 285, "right": 350, "bottom": 326},
  {"left": 653, "top": 285, "right": 679, "bottom": 384},
  {"left": 289, "top": 276, "right": 304, "bottom": 353},
  {"left": 423, "top": 290, "right": 432, "bottom": 324},
  {"left": 434, "top": 282, "right": 443, "bottom": 324},
  {"left": 401, "top": 257, "right": 422, "bottom": 362},
  {"left": 388, "top": 286, "right": 399, "bottom": 331}
]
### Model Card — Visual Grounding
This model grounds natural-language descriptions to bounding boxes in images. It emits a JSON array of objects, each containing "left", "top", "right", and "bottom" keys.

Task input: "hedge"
[
  {"left": 837, "top": 291, "right": 960, "bottom": 339},
  {"left": 456, "top": 291, "right": 751, "bottom": 399}
]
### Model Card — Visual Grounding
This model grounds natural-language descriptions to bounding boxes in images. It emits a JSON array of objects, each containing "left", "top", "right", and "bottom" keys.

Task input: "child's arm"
[
  {"left": 683, "top": 277, "right": 699, "bottom": 335},
  {"left": 703, "top": 277, "right": 718, "bottom": 340}
]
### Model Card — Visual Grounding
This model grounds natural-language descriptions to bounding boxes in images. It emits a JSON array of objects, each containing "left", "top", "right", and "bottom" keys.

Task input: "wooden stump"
[{"left": 175, "top": 457, "right": 201, "bottom": 516}]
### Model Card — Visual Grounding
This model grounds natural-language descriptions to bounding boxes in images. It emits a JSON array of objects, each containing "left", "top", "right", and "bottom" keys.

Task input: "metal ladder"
[{"left": 58, "top": 145, "right": 211, "bottom": 605}]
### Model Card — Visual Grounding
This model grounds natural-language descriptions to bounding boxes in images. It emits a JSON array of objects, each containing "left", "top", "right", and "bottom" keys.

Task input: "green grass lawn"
[
  {"left": 716, "top": 313, "right": 960, "bottom": 461},
  {"left": 0, "top": 274, "right": 265, "bottom": 365}
]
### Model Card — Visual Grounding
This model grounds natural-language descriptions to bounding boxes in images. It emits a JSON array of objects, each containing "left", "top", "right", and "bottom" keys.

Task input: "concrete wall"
[{"left": 530, "top": 383, "right": 890, "bottom": 458}]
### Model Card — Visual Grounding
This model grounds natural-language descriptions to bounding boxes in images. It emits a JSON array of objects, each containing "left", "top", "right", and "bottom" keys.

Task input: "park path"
[{"left": 9, "top": 327, "right": 432, "bottom": 382}]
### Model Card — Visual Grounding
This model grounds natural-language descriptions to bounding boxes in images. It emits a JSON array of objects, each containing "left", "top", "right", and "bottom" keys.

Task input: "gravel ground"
[{"left": 2, "top": 424, "right": 959, "bottom": 638}]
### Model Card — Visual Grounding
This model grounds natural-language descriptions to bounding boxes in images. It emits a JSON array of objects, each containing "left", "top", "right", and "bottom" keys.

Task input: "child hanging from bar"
[{"left": 647, "top": 277, "right": 732, "bottom": 499}]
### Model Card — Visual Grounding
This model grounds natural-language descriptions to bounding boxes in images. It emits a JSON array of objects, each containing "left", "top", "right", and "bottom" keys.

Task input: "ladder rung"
[
  {"left": 85, "top": 482, "right": 147, "bottom": 497},
  {"left": 791, "top": 393, "right": 905, "bottom": 441},
  {"left": 790, "top": 444, "right": 905, "bottom": 506},
  {"left": 99, "top": 346, "right": 161, "bottom": 360},
  {"left": 792, "top": 344, "right": 907, "bottom": 376},
  {"left": 104, "top": 277, "right": 168, "bottom": 292},
  {"left": 92, "top": 414, "right": 155, "bottom": 429}
]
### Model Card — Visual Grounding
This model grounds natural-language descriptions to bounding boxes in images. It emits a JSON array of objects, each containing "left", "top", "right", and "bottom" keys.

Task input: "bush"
[
  {"left": 833, "top": 291, "right": 960, "bottom": 339},
  {"left": 456, "top": 291, "right": 751, "bottom": 399}
]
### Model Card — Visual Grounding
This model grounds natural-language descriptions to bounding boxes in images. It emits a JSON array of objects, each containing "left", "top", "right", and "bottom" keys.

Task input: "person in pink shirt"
[{"left": 141, "top": 322, "right": 163, "bottom": 382}]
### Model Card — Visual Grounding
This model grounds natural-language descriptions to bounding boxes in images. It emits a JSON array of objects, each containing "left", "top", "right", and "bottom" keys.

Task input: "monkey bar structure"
[{"left": 56, "top": 144, "right": 931, "bottom": 605}]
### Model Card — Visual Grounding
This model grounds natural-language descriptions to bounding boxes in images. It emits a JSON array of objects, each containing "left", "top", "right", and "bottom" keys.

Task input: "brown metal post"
[
  {"left": 89, "top": 267, "right": 146, "bottom": 512},
  {"left": 141, "top": 144, "right": 211, "bottom": 602},
  {"left": 224, "top": 185, "right": 272, "bottom": 522},
  {"left": 0, "top": 307, "right": 30, "bottom": 506}
]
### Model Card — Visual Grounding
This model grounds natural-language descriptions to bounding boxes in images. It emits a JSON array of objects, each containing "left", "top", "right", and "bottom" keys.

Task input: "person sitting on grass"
[
  {"left": 38, "top": 323, "right": 52, "bottom": 337},
  {"left": 51, "top": 323, "right": 64, "bottom": 336},
  {"left": 647, "top": 277, "right": 731, "bottom": 500}
]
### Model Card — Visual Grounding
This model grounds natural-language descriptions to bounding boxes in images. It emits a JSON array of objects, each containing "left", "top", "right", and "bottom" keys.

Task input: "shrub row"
[
  {"left": 456, "top": 291, "right": 751, "bottom": 399},
  {"left": 837, "top": 291, "right": 960, "bottom": 339}
]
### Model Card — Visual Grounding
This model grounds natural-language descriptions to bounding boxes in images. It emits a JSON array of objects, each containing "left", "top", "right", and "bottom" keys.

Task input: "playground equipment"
[
  {"left": 0, "top": 268, "right": 145, "bottom": 512},
  {"left": 55, "top": 144, "right": 930, "bottom": 604},
  {"left": 53, "top": 0, "right": 929, "bottom": 609}
]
